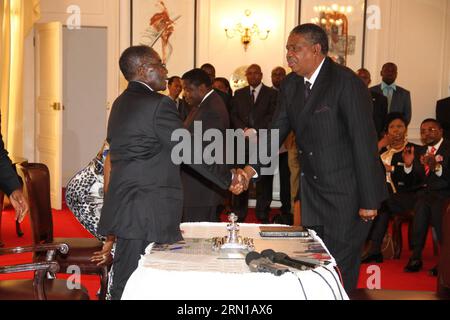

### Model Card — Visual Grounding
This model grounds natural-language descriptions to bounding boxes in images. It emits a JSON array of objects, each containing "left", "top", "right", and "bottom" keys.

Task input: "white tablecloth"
[{"left": 121, "top": 223, "right": 349, "bottom": 300}]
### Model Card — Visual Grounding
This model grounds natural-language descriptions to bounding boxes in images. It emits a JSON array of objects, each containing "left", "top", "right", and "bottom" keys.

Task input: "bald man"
[
  {"left": 357, "top": 68, "right": 388, "bottom": 138},
  {"left": 370, "top": 63, "right": 412, "bottom": 125},
  {"left": 230, "top": 64, "right": 278, "bottom": 223}
]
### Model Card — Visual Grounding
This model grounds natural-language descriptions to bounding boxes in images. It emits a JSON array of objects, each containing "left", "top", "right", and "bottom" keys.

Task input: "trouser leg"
[{"left": 110, "top": 237, "right": 150, "bottom": 300}]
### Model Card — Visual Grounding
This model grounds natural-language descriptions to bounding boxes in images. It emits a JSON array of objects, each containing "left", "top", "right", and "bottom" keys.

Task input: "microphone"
[
  {"left": 261, "top": 249, "right": 327, "bottom": 271},
  {"left": 245, "top": 251, "right": 289, "bottom": 276}
]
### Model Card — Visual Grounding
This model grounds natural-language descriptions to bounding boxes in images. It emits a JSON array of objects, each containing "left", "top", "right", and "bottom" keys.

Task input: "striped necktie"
[
  {"left": 425, "top": 146, "right": 437, "bottom": 176},
  {"left": 304, "top": 81, "right": 312, "bottom": 102}
]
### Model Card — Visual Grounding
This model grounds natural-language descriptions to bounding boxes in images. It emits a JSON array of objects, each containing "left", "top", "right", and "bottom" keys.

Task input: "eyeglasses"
[{"left": 420, "top": 128, "right": 439, "bottom": 134}]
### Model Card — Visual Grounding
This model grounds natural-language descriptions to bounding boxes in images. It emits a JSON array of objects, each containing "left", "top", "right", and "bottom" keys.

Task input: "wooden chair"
[
  {"left": 0, "top": 243, "right": 89, "bottom": 300},
  {"left": 349, "top": 200, "right": 450, "bottom": 300},
  {"left": 17, "top": 162, "right": 111, "bottom": 300},
  {"left": 293, "top": 200, "right": 301, "bottom": 226}
]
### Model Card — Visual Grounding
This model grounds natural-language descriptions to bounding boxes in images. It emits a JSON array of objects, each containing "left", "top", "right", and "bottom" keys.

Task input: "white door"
[{"left": 35, "top": 22, "right": 63, "bottom": 210}]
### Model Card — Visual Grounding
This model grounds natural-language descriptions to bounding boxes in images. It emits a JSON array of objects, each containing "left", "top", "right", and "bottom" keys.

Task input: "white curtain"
[{"left": 0, "top": 0, "right": 40, "bottom": 155}]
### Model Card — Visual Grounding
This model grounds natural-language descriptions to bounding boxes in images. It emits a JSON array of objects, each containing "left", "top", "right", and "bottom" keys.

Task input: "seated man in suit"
[
  {"left": 230, "top": 64, "right": 278, "bottom": 223},
  {"left": 436, "top": 97, "right": 450, "bottom": 140},
  {"left": 180, "top": 68, "right": 230, "bottom": 222},
  {"left": 403, "top": 119, "right": 450, "bottom": 272},
  {"left": 357, "top": 68, "right": 388, "bottom": 138},
  {"left": 370, "top": 62, "right": 412, "bottom": 125}
]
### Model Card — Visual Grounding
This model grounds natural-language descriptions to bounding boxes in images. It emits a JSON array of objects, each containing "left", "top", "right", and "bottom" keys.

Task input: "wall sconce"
[{"left": 224, "top": 10, "right": 270, "bottom": 51}]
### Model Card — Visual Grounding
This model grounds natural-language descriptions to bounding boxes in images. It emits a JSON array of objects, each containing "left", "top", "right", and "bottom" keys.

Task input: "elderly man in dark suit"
[
  {"left": 0, "top": 128, "right": 29, "bottom": 247},
  {"left": 180, "top": 68, "right": 230, "bottom": 222},
  {"left": 230, "top": 64, "right": 278, "bottom": 223},
  {"left": 370, "top": 62, "right": 412, "bottom": 125},
  {"left": 357, "top": 68, "right": 388, "bottom": 138},
  {"left": 98, "top": 46, "right": 244, "bottom": 300},
  {"left": 239, "top": 24, "right": 387, "bottom": 291}
]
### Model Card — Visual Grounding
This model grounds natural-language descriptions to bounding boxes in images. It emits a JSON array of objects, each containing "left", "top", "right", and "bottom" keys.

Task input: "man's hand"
[
  {"left": 421, "top": 153, "right": 438, "bottom": 171},
  {"left": 241, "top": 166, "right": 257, "bottom": 189},
  {"left": 10, "top": 189, "right": 29, "bottom": 223},
  {"left": 402, "top": 145, "right": 415, "bottom": 168},
  {"left": 229, "top": 169, "right": 247, "bottom": 195},
  {"left": 378, "top": 134, "right": 390, "bottom": 151},
  {"left": 91, "top": 237, "right": 115, "bottom": 266},
  {"left": 359, "top": 209, "right": 377, "bottom": 222}
]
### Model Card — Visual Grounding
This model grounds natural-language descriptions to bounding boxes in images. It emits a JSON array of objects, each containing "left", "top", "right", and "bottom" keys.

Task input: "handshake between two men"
[{"left": 228, "top": 166, "right": 258, "bottom": 195}]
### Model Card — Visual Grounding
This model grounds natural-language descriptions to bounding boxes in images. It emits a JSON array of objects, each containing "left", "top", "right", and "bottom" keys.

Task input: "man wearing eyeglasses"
[
  {"left": 98, "top": 46, "right": 245, "bottom": 299},
  {"left": 402, "top": 118, "right": 450, "bottom": 274}
]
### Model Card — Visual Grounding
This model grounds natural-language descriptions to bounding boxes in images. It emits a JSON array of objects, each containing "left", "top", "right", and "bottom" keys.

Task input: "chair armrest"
[
  {"left": 0, "top": 259, "right": 61, "bottom": 300},
  {"left": 0, "top": 261, "right": 59, "bottom": 275},
  {"left": 0, "top": 243, "right": 69, "bottom": 255}
]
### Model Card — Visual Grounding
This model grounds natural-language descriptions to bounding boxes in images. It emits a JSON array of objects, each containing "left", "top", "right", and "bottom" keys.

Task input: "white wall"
[
  {"left": 196, "top": 0, "right": 298, "bottom": 87},
  {"left": 21, "top": 0, "right": 450, "bottom": 159},
  {"left": 22, "top": 0, "right": 120, "bottom": 162},
  {"left": 365, "top": 0, "right": 450, "bottom": 142}
]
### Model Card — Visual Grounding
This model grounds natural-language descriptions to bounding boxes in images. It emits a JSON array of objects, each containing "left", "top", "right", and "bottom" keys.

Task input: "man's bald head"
[
  {"left": 271, "top": 66, "right": 287, "bottom": 89},
  {"left": 356, "top": 68, "right": 371, "bottom": 87}
]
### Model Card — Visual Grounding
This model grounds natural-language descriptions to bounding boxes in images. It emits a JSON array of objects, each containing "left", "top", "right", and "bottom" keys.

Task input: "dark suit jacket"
[
  {"left": 371, "top": 91, "right": 388, "bottom": 138},
  {"left": 406, "top": 139, "right": 450, "bottom": 195},
  {"left": 370, "top": 84, "right": 412, "bottom": 124},
  {"left": 436, "top": 97, "right": 450, "bottom": 139},
  {"left": 253, "top": 58, "right": 388, "bottom": 247},
  {"left": 98, "top": 82, "right": 232, "bottom": 243},
  {"left": 181, "top": 91, "right": 230, "bottom": 207},
  {"left": 230, "top": 84, "right": 277, "bottom": 130},
  {"left": 0, "top": 131, "right": 21, "bottom": 196},
  {"left": 176, "top": 97, "right": 191, "bottom": 122},
  {"left": 214, "top": 88, "right": 233, "bottom": 115}
]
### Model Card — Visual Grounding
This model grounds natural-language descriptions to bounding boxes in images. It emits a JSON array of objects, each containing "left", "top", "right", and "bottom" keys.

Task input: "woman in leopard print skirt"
[{"left": 65, "top": 141, "right": 115, "bottom": 299}]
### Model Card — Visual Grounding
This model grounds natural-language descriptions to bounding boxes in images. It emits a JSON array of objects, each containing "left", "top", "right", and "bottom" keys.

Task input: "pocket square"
[{"left": 314, "top": 106, "right": 331, "bottom": 114}]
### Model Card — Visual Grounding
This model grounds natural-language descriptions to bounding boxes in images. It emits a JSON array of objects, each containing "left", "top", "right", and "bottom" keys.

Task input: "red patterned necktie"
[{"left": 425, "top": 146, "right": 437, "bottom": 176}]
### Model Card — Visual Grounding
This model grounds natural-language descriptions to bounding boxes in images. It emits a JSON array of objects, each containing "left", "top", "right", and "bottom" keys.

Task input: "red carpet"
[{"left": 0, "top": 205, "right": 438, "bottom": 299}]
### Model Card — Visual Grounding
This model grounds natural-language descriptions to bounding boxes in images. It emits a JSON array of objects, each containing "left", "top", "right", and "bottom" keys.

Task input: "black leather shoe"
[
  {"left": 361, "top": 252, "right": 383, "bottom": 264},
  {"left": 404, "top": 259, "right": 423, "bottom": 272},
  {"left": 429, "top": 265, "right": 438, "bottom": 277}
]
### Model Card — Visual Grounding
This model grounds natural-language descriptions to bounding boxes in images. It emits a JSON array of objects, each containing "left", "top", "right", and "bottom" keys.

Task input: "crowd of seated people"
[{"left": 355, "top": 63, "right": 449, "bottom": 277}]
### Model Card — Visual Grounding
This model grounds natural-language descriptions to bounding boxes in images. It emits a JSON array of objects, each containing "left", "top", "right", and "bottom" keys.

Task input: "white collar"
[
  {"left": 250, "top": 83, "right": 263, "bottom": 94},
  {"left": 430, "top": 138, "right": 444, "bottom": 152},
  {"left": 199, "top": 89, "right": 214, "bottom": 106},
  {"left": 304, "top": 58, "right": 326, "bottom": 88},
  {"left": 133, "top": 81, "right": 154, "bottom": 92}
]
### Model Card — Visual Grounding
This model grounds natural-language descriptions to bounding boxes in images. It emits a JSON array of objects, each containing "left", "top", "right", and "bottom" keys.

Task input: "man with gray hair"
[
  {"left": 239, "top": 24, "right": 388, "bottom": 291},
  {"left": 99, "top": 46, "right": 244, "bottom": 299}
]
